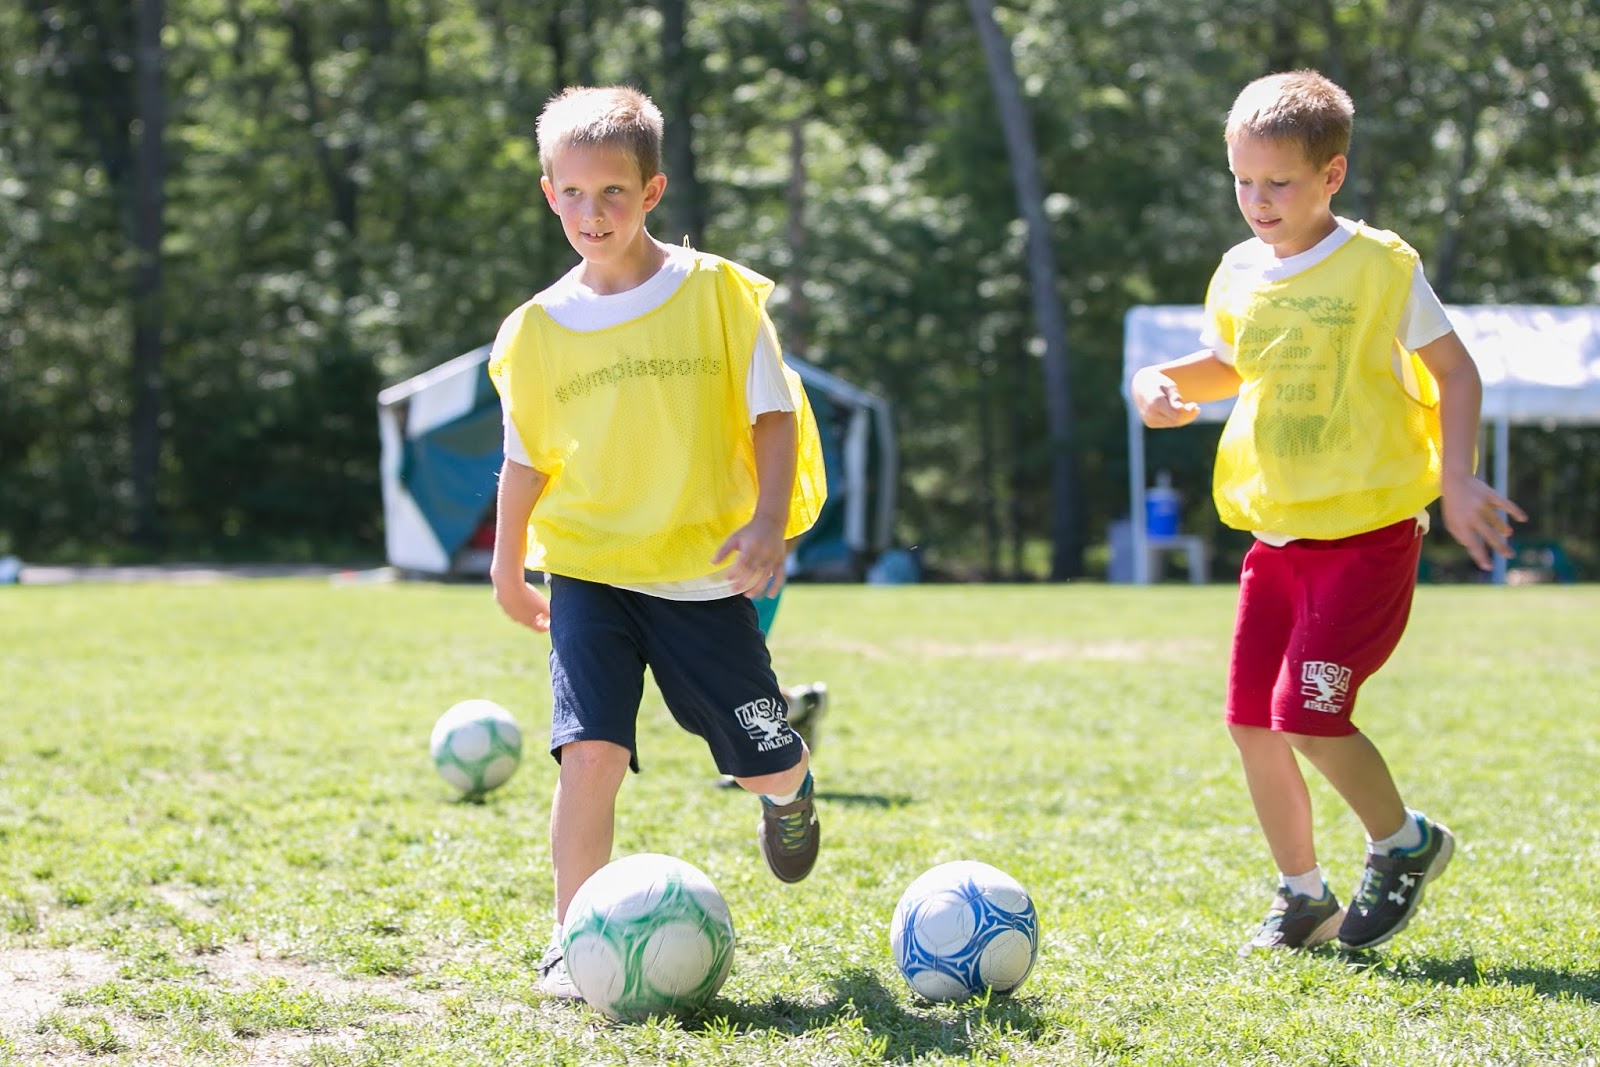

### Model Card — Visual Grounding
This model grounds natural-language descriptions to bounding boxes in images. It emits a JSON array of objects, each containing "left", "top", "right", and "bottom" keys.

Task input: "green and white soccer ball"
[
  {"left": 429, "top": 699, "right": 522, "bottom": 799},
  {"left": 561, "top": 853, "right": 736, "bottom": 1020}
]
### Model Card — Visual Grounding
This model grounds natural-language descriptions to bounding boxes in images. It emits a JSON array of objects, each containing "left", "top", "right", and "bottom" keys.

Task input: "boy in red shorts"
[{"left": 1131, "top": 70, "right": 1525, "bottom": 954}]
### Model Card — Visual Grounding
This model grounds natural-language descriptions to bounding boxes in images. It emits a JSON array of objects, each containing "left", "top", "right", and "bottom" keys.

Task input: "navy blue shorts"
[{"left": 546, "top": 576, "right": 804, "bottom": 778}]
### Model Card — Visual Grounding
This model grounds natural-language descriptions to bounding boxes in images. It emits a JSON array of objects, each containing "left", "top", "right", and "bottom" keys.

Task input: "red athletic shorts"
[{"left": 1225, "top": 518, "right": 1424, "bottom": 737}]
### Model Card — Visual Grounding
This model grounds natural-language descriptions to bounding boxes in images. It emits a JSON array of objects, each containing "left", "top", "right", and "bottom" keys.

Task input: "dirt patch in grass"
[
  {"left": 0, "top": 947, "right": 120, "bottom": 1028},
  {"left": 0, "top": 944, "right": 488, "bottom": 1065}
]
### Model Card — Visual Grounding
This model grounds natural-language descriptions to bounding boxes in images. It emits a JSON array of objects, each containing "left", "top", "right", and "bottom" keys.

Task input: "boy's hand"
[
  {"left": 491, "top": 573, "right": 552, "bottom": 633},
  {"left": 1440, "top": 472, "right": 1528, "bottom": 571},
  {"left": 713, "top": 513, "right": 788, "bottom": 599},
  {"left": 1131, "top": 369, "right": 1201, "bottom": 428}
]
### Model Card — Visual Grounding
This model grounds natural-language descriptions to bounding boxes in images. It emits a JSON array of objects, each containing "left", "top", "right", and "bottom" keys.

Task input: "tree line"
[{"left": 2, "top": 0, "right": 1597, "bottom": 578}]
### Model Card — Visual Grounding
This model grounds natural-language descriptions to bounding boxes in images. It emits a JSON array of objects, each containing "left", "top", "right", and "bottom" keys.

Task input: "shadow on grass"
[
  {"left": 815, "top": 790, "right": 914, "bottom": 809},
  {"left": 700, "top": 967, "right": 1048, "bottom": 1061},
  {"left": 1348, "top": 954, "right": 1600, "bottom": 1003}
]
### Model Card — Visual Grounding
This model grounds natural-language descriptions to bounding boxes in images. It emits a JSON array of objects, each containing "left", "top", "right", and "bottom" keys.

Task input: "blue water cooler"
[{"left": 1145, "top": 471, "right": 1181, "bottom": 537}]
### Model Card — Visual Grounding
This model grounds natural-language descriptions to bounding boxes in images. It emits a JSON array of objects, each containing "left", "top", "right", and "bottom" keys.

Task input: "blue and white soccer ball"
[
  {"left": 562, "top": 853, "right": 736, "bottom": 1020},
  {"left": 890, "top": 860, "right": 1039, "bottom": 1002},
  {"left": 428, "top": 699, "right": 522, "bottom": 799}
]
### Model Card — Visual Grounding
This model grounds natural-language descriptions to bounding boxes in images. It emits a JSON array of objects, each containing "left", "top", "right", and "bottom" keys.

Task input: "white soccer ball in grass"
[
  {"left": 562, "top": 853, "right": 736, "bottom": 1020},
  {"left": 890, "top": 860, "right": 1039, "bottom": 1002},
  {"left": 429, "top": 699, "right": 522, "bottom": 799}
]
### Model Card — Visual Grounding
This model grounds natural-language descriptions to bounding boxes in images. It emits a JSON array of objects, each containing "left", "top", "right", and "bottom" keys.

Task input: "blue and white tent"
[{"left": 378, "top": 347, "right": 897, "bottom": 579}]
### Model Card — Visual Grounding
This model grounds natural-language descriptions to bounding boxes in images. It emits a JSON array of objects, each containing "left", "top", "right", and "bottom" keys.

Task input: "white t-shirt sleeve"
[
  {"left": 1201, "top": 323, "right": 1231, "bottom": 364},
  {"left": 746, "top": 311, "right": 795, "bottom": 421},
  {"left": 492, "top": 330, "right": 533, "bottom": 467},
  {"left": 1397, "top": 262, "right": 1452, "bottom": 350}
]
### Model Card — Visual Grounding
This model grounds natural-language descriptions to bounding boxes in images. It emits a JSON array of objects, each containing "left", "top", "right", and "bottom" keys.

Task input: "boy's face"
[
  {"left": 540, "top": 144, "right": 667, "bottom": 272},
  {"left": 1227, "top": 134, "right": 1346, "bottom": 258}
]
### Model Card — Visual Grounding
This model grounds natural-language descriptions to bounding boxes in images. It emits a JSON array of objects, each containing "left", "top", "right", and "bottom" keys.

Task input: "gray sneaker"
[
  {"left": 1339, "top": 815, "right": 1455, "bottom": 951},
  {"left": 537, "top": 942, "right": 582, "bottom": 1000},
  {"left": 785, "top": 682, "right": 829, "bottom": 752},
  {"left": 1239, "top": 886, "right": 1345, "bottom": 957},
  {"left": 758, "top": 773, "right": 819, "bottom": 883}
]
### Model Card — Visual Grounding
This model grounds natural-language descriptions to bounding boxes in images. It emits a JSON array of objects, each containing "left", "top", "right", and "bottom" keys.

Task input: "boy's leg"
[
  {"left": 550, "top": 740, "right": 633, "bottom": 921},
  {"left": 1284, "top": 731, "right": 1406, "bottom": 843},
  {"left": 1228, "top": 541, "right": 1344, "bottom": 953},
  {"left": 715, "top": 588, "right": 828, "bottom": 785},
  {"left": 753, "top": 591, "right": 782, "bottom": 635},
  {"left": 1268, "top": 521, "right": 1452, "bottom": 950},
  {"left": 732, "top": 747, "right": 809, "bottom": 799},
  {"left": 539, "top": 578, "right": 649, "bottom": 998},
  {"left": 1230, "top": 724, "right": 1317, "bottom": 877},
  {"left": 538, "top": 739, "right": 631, "bottom": 999},
  {"left": 643, "top": 595, "right": 820, "bottom": 883}
]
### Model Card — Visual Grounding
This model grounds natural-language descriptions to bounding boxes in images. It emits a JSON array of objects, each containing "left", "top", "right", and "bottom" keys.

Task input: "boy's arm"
[
  {"left": 489, "top": 458, "right": 553, "bottom": 632},
  {"left": 713, "top": 409, "right": 797, "bottom": 599},
  {"left": 1130, "top": 349, "right": 1242, "bottom": 428},
  {"left": 1415, "top": 331, "right": 1527, "bottom": 569}
]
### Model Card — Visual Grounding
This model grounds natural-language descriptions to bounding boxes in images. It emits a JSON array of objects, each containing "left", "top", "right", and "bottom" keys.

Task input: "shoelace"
[
  {"left": 1352, "top": 864, "right": 1385, "bottom": 911},
  {"left": 772, "top": 805, "right": 813, "bottom": 853}
]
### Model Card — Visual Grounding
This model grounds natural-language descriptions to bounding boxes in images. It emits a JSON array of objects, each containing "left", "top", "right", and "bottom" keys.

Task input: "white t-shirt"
[
  {"left": 494, "top": 243, "right": 794, "bottom": 599},
  {"left": 1200, "top": 217, "right": 1450, "bottom": 543}
]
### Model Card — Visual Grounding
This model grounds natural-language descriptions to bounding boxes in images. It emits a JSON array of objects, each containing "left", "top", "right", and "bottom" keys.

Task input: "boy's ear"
[
  {"left": 540, "top": 174, "right": 558, "bottom": 212},
  {"left": 643, "top": 172, "right": 668, "bottom": 211},
  {"left": 1323, "top": 153, "right": 1348, "bottom": 195}
]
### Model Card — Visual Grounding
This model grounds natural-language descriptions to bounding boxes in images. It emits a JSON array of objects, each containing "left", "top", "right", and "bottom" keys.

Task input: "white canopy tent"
[{"left": 1122, "top": 304, "right": 1600, "bottom": 584}]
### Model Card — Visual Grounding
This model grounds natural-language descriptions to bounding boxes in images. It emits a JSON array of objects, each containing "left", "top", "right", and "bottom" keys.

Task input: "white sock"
[
  {"left": 1282, "top": 866, "right": 1329, "bottom": 899},
  {"left": 550, "top": 920, "right": 563, "bottom": 946},
  {"left": 1369, "top": 811, "right": 1424, "bottom": 855}
]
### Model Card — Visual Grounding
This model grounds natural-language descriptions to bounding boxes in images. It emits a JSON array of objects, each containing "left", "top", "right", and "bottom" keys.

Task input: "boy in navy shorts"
[
  {"left": 485, "top": 85, "right": 829, "bottom": 997},
  {"left": 1131, "top": 70, "right": 1525, "bottom": 955}
]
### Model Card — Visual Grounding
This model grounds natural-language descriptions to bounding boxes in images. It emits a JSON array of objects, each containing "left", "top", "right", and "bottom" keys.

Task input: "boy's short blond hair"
[
  {"left": 536, "top": 85, "right": 664, "bottom": 182},
  {"left": 1225, "top": 70, "right": 1353, "bottom": 167}
]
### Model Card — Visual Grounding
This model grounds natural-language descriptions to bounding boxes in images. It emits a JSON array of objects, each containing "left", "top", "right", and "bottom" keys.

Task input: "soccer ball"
[
  {"left": 890, "top": 860, "right": 1039, "bottom": 1002},
  {"left": 561, "top": 853, "right": 736, "bottom": 1020},
  {"left": 429, "top": 699, "right": 522, "bottom": 798}
]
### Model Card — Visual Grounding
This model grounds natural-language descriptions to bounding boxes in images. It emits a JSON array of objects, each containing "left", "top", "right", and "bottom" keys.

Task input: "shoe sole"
[
  {"left": 1339, "top": 825, "right": 1455, "bottom": 951},
  {"left": 1304, "top": 905, "right": 1347, "bottom": 949},
  {"left": 1239, "top": 905, "right": 1346, "bottom": 956}
]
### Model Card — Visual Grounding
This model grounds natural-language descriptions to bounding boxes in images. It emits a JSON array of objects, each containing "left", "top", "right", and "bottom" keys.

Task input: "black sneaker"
[
  {"left": 758, "top": 773, "right": 819, "bottom": 883},
  {"left": 1238, "top": 886, "right": 1345, "bottom": 956},
  {"left": 536, "top": 941, "right": 582, "bottom": 1000},
  {"left": 713, "top": 682, "right": 828, "bottom": 789},
  {"left": 1338, "top": 815, "right": 1455, "bottom": 951}
]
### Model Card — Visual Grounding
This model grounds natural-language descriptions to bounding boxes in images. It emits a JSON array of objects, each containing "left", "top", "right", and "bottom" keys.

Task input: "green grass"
[{"left": 2, "top": 579, "right": 1598, "bottom": 1065}]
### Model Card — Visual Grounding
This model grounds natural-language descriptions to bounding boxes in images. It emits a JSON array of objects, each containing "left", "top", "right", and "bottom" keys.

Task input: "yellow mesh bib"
[
  {"left": 1208, "top": 226, "right": 1443, "bottom": 539},
  {"left": 489, "top": 254, "right": 827, "bottom": 582}
]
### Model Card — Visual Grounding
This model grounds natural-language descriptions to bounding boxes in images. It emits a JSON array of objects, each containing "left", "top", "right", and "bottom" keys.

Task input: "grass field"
[{"left": 2, "top": 579, "right": 1598, "bottom": 1066}]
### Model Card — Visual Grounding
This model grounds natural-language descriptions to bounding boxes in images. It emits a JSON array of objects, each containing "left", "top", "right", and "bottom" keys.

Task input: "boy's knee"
[
  {"left": 1227, "top": 722, "right": 1272, "bottom": 750},
  {"left": 1281, "top": 730, "right": 1352, "bottom": 757},
  {"left": 557, "top": 739, "right": 632, "bottom": 780}
]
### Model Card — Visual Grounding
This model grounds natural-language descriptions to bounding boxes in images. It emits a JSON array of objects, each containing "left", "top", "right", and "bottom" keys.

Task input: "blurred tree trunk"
[
  {"left": 965, "top": 0, "right": 1082, "bottom": 579},
  {"left": 659, "top": 0, "right": 706, "bottom": 246},
  {"left": 783, "top": 0, "right": 810, "bottom": 354},
  {"left": 131, "top": 0, "right": 166, "bottom": 547}
]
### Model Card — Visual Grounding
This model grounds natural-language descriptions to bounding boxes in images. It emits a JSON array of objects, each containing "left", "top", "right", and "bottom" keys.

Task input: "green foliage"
[
  {"left": 1, "top": 1, "right": 1598, "bottom": 569},
  {"left": 1, "top": 579, "right": 1599, "bottom": 1064}
]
